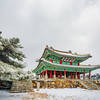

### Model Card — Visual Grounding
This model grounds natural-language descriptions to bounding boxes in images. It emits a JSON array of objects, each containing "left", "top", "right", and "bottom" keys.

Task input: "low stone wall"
[{"left": 10, "top": 80, "right": 33, "bottom": 93}]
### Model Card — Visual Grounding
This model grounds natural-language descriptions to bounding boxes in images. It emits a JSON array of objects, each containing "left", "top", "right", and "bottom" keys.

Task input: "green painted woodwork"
[
  {"left": 73, "top": 62, "right": 78, "bottom": 66},
  {"left": 46, "top": 54, "right": 78, "bottom": 66},
  {"left": 43, "top": 49, "right": 90, "bottom": 63},
  {"left": 33, "top": 61, "right": 99, "bottom": 74},
  {"left": 67, "top": 62, "right": 71, "bottom": 65}
]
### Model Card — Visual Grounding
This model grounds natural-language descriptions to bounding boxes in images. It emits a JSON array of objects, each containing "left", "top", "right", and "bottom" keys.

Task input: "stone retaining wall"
[
  {"left": 10, "top": 81, "right": 33, "bottom": 93},
  {"left": 32, "top": 79, "right": 83, "bottom": 88},
  {"left": 32, "top": 79, "right": 99, "bottom": 90}
]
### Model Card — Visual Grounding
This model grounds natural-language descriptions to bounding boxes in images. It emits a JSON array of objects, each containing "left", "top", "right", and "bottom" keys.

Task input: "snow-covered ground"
[
  {"left": 0, "top": 88, "right": 100, "bottom": 100},
  {"left": 0, "top": 90, "right": 30, "bottom": 100},
  {"left": 35, "top": 88, "right": 100, "bottom": 100}
]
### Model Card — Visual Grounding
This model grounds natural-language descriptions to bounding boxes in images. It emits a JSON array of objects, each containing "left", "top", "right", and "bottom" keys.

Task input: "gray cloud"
[{"left": 0, "top": 0, "right": 100, "bottom": 70}]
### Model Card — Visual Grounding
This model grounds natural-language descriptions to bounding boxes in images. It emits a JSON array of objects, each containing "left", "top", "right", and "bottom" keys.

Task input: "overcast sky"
[{"left": 0, "top": 0, "right": 100, "bottom": 70}]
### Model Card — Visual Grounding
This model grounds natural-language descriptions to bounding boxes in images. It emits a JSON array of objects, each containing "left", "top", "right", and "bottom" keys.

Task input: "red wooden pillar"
[
  {"left": 46, "top": 70, "right": 48, "bottom": 75},
  {"left": 64, "top": 71, "right": 66, "bottom": 76},
  {"left": 60, "top": 60, "right": 62, "bottom": 64},
  {"left": 83, "top": 72, "right": 85, "bottom": 80},
  {"left": 45, "top": 70, "right": 48, "bottom": 79},
  {"left": 70, "top": 61, "right": 72, "bottom": 65},
  {"left": 40, "top": 72, "right": 41, "bottom": 78},
  {"left": 50, "top": 70, "right": 52, "bottom": 78},
  {"left": 46, "top": 70, "right": 47, "bottom": 74},
  {"left": 75, "top": 71, "right": 77, "bottom": 79},
  {"left": 50, "top": 58, "right": 53, "bottom": 63},
  {"left": 54, "top": 70, "right": 56, "bottom": 75},
  {"left": 89, "top": 71, "right": 91, "bottom": 79},
  {"left": 78, "top": 63, "right": 80, "bottom": 66}
]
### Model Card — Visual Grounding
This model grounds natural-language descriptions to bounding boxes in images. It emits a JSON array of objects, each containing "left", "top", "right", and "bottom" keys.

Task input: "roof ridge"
[{"left": 47, "top": 45, "right": 91, "bottom": 57}]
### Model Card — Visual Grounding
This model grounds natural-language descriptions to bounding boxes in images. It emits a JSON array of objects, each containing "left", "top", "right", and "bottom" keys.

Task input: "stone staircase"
[{"left": 78, "top": 80, "right": 100, "bottom": 90}]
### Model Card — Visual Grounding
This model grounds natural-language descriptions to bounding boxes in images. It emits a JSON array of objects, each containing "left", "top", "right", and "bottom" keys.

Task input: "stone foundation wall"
[
  {"left": 32, "top": 79, "right": 84, "bottom": 89},
  {"left": 93, "top": 80, "right": 100, "bottom": 86},
  {"left": 10, "top": 81, "right": 33, "bottom": 93}
]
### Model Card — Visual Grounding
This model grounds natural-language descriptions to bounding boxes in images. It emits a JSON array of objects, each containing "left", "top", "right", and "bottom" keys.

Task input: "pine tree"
[{"left": 0, "top": 31, "right": 25, "bottom": 68}]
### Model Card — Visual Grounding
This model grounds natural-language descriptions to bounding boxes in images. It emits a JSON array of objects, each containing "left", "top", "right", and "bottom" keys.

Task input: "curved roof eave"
[
  {"left": 41, "top": 58, "right": 100, "bottom": 69},
  {"left": 33, "top": 59, "right": 100, "bottom": 74},
  {"left": 42, "top": 46, "right": 92, "bottom": 59}
]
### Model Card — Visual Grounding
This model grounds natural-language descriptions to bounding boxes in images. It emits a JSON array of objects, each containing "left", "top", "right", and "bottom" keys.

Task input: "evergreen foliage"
[{"left": 0, "top": 32, "right": 25, "bottom": 68}]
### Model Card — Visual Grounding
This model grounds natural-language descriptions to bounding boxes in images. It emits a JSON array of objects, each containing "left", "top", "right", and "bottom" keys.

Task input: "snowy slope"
[
  {"left": 0, "top": 88, "right": 100, "bottom": 100},
  {"left": 36, "top": 88, "right": 100, "bottom": 100}
]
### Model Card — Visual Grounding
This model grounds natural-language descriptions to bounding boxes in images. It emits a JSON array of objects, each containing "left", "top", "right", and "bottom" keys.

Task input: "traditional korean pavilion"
[{"left": 33, "top": 45, "right": 100, "bottom": 80}]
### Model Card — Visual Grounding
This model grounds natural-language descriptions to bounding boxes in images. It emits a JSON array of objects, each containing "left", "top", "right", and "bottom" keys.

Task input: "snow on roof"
[
  {"left": 47, "top": 46, "right": 92, "bottom": 58},
  {"left": 41, "top": 58, "right": 100, "bottom": 69}
]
